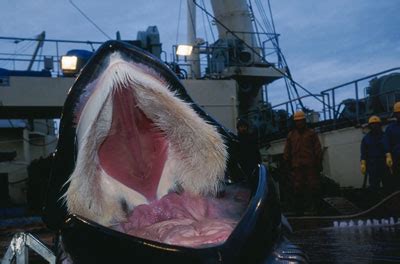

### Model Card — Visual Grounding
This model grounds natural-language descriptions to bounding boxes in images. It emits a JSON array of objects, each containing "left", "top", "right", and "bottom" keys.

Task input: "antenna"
[{"left": 68, "top": 0, "right": 111, "bottom": 40}]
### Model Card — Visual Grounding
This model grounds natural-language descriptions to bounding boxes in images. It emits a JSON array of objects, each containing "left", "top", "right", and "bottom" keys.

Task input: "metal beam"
[
  {"left": 1, "top": 233, "right": 56, "bottom": 264},
  {"left": 27, "top": 32, "right": 46, "bottom": 71}
]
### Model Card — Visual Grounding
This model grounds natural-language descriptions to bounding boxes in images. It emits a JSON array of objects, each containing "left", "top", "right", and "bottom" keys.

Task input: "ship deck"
[{"left": 290, "top": 224, "right": 400, "bottom": 263}]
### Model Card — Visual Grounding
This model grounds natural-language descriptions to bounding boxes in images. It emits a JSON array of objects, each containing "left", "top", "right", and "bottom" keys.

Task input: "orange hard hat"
[
  {"left": 394, "top": 102, "right": 400, "bottom": 113},
  {"left": 368, "top": 115, "right": 381, "bottom": 124},
  {"left": 293, "top": 111, "right": 306, "bottom": 121}
]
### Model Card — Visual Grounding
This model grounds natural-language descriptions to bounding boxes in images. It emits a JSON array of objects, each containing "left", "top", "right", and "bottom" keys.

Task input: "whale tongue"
[
  {"left": 98, "top": 87, "right": 168, "bottom": 201},
  {"left": 117, "top": 185, "right": 251, "bottom": 248}
]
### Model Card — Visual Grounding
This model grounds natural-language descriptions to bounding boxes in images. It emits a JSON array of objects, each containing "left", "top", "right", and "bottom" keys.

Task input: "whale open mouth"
[{"left": 61, "top": 48, "right": 251, "bottom": 248}]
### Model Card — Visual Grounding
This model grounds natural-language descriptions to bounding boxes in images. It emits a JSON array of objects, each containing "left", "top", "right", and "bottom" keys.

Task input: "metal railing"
[
  {"left": 224, "top": 30, "right": 281, "bottom": 64},
  {"left": 232, "top": 67, "right": 400, "bottom": 145},
  {"left": 171, "top": 30, "right": 280, "bottom": 79},
  {"left": 271, "top": 67, "right": 400, "bottom": 125},
  {"left": 0, "top": 36, "right": 103, "bottom": 76},
  {"left": 0, "top": 31, "right": 281, "bottom": 80},
  {"left": 320, "top": 67, "right": 400, "bottom": 124}
]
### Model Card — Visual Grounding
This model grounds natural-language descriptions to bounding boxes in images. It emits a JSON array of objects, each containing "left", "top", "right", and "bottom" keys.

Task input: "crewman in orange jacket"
[{"left": 283, "top": 111, "right": 322, "bottom": 215}]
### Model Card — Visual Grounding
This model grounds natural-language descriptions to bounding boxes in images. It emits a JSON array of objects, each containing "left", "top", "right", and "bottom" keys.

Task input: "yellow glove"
[
  {"left": 386, "top": 153, "right": 393, "bottom": 168},
  {"left": 360, "top": 160, "right": 366, "bottom": 175}
]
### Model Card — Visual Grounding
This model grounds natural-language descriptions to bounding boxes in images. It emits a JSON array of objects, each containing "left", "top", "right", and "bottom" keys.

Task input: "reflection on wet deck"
[{"left": 290, "top": 225, "right": 400, "bottom": 263}]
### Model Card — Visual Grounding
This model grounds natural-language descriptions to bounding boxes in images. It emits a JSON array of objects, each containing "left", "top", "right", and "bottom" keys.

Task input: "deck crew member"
[
  {"left": 283, "top": 111, "right": 322, "bottom": 215},
  {"left": 236, "top": 119, "right": 262, "bottom": 182},
  {"left": 384, "top": 101, "right": 400, "bottom": 191},
  {"left": 360, "top": 115, "right": 388, "bottom": 191}
]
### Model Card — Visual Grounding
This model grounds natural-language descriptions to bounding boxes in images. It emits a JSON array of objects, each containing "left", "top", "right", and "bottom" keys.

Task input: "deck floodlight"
[
  {"left": 61, "top": 56, "right": 78, "bottom": 71},
  {"left": 60, "top": 50, "right": 93, "bottom": 77},
  {"left": 176, "top": 45, "right": 193, "bottom": 56}
]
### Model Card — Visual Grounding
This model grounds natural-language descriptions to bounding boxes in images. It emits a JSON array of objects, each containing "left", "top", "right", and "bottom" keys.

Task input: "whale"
[{"left": 42, "top": 41, "right": 285, "bottom": 263}]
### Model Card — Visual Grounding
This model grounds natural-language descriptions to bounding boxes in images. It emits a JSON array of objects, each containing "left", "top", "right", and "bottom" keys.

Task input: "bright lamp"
[
  {"left": 176, "top": 45, "right": 193, "bottom": 56},
  {"left": 61, "top": 56, "right": 78, "bottom": 71}
]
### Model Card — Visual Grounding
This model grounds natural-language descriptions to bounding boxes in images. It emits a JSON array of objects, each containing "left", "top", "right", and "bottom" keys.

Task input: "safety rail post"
[
  {"left": 332, "top": 89, "right": 336, "bottom": 128},
  {"left": 355, "top": 81, "right": 360, "bottom": 124},
  {"left": 160, "top": 50, "right": 167, "bottom": 62},
  {"left": 56, "top": 41, "right": 60, "bottom": 77},
  {"left": 326, "top": 93, "right": 330, "bottom": 120},
  {"left": 205, "top": 44, "right": 211, "bottom": 76},
  {"left": 325, "top": 92, "right": 331, "bottom": 120},
  {"left": 322, "top": 93, "right": 326, "bottom": 121}
]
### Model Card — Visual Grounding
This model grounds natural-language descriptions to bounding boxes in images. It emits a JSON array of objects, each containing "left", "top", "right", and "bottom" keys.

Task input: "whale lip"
[{"left": 42, "top": 41, "right": 281, "bottom": 262}]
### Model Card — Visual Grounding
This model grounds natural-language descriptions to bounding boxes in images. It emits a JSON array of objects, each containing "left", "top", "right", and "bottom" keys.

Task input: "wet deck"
[
  {"left": 289, "top": 224, "right": 400, "bottom": 263},
  {"left": 3, "top": 222, "right": 399, "bottom": 263}
]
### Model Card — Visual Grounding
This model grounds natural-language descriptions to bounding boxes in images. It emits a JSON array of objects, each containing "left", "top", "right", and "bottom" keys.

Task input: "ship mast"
[
  {"left": 187, "top": 0, "right": 201, "bottom": 78},
  {"left": 208, "top": 0, "right": 284, "bottom": 120},
  {"left": 210, "top": 0, "right": 259, "bottom": 62}
]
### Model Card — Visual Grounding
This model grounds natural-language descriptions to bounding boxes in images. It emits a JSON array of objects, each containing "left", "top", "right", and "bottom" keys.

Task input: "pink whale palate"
[
  {"left": 115, "top": 186, "right": 250, "bottom": 248},
  {"left": 98, "top": 87, "right": 168, "bottom": 201}
]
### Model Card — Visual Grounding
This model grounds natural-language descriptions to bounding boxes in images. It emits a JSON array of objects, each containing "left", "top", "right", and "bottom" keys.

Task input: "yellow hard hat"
[
  {"left": 394, "top": 102, "right": 400, "bottom": 113},
  {"left": 368, "top": 115, "right": 381, "bottom": 124},
  {"left": 293, "top": 111, "right": 306, "bottom": 121}
]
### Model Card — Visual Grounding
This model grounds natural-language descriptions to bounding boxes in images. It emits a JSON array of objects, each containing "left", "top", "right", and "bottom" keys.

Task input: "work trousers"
[
  {"left": 366, "top": 158, "right": 388, "bottom": 191},
  {"left": 391, "top": 158, "right": 400, "bottom": 191},
  {"left": 290, "top": 166, "right": 320, "bottom": 215},
  {"left": 291, "top": 166, "right": 320, "bottom": 194}
]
